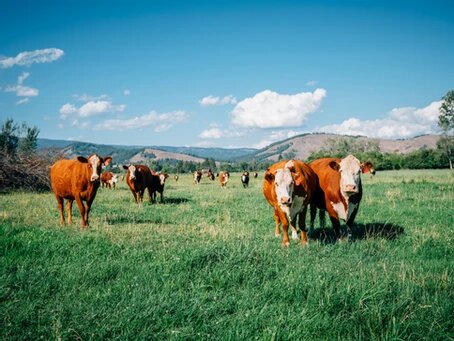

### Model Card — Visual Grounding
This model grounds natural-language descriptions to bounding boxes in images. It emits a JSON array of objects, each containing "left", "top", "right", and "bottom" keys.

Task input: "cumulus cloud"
[
  {"left": 3, "top": 72, "right": 38, "bottom": 102},
  {"left": 199, "top": 95, "right": 237, "bottom": 106},
  {"left": 0, "top": 48, "right": 64, "bottom": 68},
  {"left": 231, "top": 88, "right": 326, "bottom": 128},
  {"left": 319, "top": 100, "right": 442, "bottom": 139},
  {"left": 93, "top": 110, "right": 188, "bottom": 132},
  {"left": 59, "top": 100, "right": 125, "bottom": 119},
  {"left": 16, "top": 98, "right": 30, "bottom": 105},
  {"left": 72, "top": 93, "right": 109, "bottom": 102},
  {"left": 253, "top": 130, "right": 301, "bottom": 149}
]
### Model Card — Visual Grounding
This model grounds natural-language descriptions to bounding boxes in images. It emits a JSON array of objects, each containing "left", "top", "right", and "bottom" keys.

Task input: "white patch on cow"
[
  {"left": 331, "top": 201, "right": 347, "bottom": 221},
  {"left": 339, "top": 154, "right": 361, "bottom": 195},
  {"left": 128, "top": 165, "right": 136, "bottom": 180},
  {"left": 274, "top": 168, "right": 294, "bottom": 206},
  {"left": 89, "top": 155, "right": 101, "bottom": 181},
  {"left": 242, "top": 175, "right": 247, "bottom": 182},
  {"left": 159, "top": 174, "right": 166, "bottom": 185}
]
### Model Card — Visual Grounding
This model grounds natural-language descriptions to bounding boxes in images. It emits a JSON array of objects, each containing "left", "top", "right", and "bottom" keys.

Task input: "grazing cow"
[
  {"left": 263, "top": 160, "right": 317, "bottom": 246},
  {"left": 174, "top": 174, "right": 179, "bottom": 182},
  {"left": 309, "top": 155, "right": 372, "bottom": 241},
  {"left": 101, "top": 171, "right": 117, "bottom": 189},
  {"left": 254, "top": 172, "right": 258, "bottom": 178},
  {"left": 194, "top": 170, "right": 202, "bottom": 184},
  {"left": 219, "top": 171, "right": 230, "bottom": 187},
  {"left": 151, "top": 172, "right": 169, "bottom": 203},
  {"left": 122, "top": 164, "right": 154, "bottom": 203},
  {"left": 206, "top": 170, "right": 215, "bottom": 181},
  {"left": 241, "top": 171, "right": 250, "bottom": 188},
  {"left": 50, "top": 154, "right": 112, "bottom": 228}
]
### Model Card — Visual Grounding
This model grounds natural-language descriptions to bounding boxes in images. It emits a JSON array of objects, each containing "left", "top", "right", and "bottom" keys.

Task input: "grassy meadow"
[{"left": 1, "top": 169, "right": 453, "bottom": 340}]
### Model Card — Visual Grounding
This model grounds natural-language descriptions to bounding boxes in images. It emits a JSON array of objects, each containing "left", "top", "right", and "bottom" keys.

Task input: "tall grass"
[{"left": 1, "top": 170, "right": 453, "bottom": 340}]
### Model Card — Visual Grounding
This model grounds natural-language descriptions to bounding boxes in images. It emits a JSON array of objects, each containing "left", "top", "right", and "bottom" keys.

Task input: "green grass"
[{"left": 1, "top": 170, "right": 453, "bottom": 340}]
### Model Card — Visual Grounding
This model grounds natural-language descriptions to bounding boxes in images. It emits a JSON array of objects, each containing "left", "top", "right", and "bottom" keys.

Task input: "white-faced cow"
[
  {"left": 263, "top": 160, "right": 317, "bottom": 246},
  {"left": 50, "top": 154, "right": 112, "bottom": 228},
  {"left": 101, "top": 171, "right": 118, "bottom": 189},
  {"left": 309, "top": 155, "right": 374, "bottom": 241},
  {"left": 241, "top": 171, "right": 250, "bottom": 188},
  {"left": 194, "top": 170, "right": 202, "bottom": 184},
  {"left": 122, "top": 164, "right": 154, "bottom": 203},
  {"left": 151, "top": 172, "right": 169, "bottom": 203},
  {"left": 218, "top": 171, "right": 230, "bottom": 188}
]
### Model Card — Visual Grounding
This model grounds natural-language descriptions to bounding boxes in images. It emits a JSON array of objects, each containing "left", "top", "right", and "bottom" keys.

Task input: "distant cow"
[
  {"left": 151, "top": 172, "right": 169, "bottom": 203},
  {"left": 219, "top": 171, "right": 230, "bottom": 187},
  {"left": 101, "top": 171, "right": 118, "bottom": 189},
  {"left": 122, "top": 164, "right": 154, "bottom": 203},
  {"left": 194, "top": 170, "right": 202, "bottom": 184},
  {"left": 206, "top": 170, "right": 215, "bottom": 181},
  {"left": 241, "top": 171, "right": 250, "bottom": 188},
  {"left": 50, "top": 154, "right": 112, "bottom": 227},
  {"left": 254, "top": 172, "right": 258, "bottom": 178},
  {"left": 309, "top": 155, "right": 373, "bottom": 241},
  {"left": 174, "top": 174, "right": 179, "bottom": 182},
  {"left": 263, "top": 160, "right": 317, "bottom": 246}
]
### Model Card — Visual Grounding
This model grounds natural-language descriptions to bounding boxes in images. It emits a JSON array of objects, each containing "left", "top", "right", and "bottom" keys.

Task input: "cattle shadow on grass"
[
  {"left": 163, "top": 197, "right": 190, "bottom": 204},
  {"left": 308, "top": 222, "right": 404, "bottom": 244}
]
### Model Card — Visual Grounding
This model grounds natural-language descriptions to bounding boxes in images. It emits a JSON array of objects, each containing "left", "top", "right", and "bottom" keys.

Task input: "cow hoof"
[
  {"left": 274, "top": 232, "right": 281, "bottom": 238},
  {"left": 282, "top": 242, "right": 290, "bottom": 247},
  {"left": 291, "top": 231, "right": 299, "bottom": 240}
]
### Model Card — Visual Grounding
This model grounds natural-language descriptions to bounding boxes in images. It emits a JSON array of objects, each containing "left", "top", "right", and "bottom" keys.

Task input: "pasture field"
[{"left": 1, "top": 169, "right": 453, "bottom": 340}]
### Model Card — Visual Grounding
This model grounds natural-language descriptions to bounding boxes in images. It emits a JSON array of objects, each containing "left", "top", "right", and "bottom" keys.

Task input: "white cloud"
[
  {"left": 93, "top": 110, "right": 188, "bottom": 131},
  {"left": 18, "top": 72, "right": 30, "bottom": 84},
  {"left": 305, "top": 80, "right": 318, "bottom": 86},
  {"left": 253, "top": 129, "right": 301, "bottom": 149},
  {"left": 319, "top": 100, "right": 442, "bottom": 139},
  {"left": 72, "top": 93, "right": 109, "bottom": 102},
  {"left": 198, "top": 127, "right": 246, "bottom": 139},
  {"left": 59, "top": 100, "right": 125, "bottom": 119},
  {"left": 16, "top": 98, "right": 30, "bottom": 105},
  {"left": 231, "top": 88, "right": 327, "bottom": 128},
  {"left": 199, "top": 95, "right": 237, "bottom": 106},
  {"left": 123, "top": 89, "right": 131, "bottom": 96},
  {"left": 3, "top": 71, "right": 38, "bottom": 101},
  {"left": 0, "top": 48, "right": 64, "bottom": 68}
]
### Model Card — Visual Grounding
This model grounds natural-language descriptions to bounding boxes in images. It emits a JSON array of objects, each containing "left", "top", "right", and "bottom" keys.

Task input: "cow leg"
[
  {"left": 160, "top": 191, "right": 164, "bottom": 203},
  {"left": 66, "top": 199, "right": 73, "bottom": 225},
  {"left": 346, "top": 207, "right": 359, "bottom": 242},
  {"left": 298, "top": 206, "right": 308, "bottom": 246},
  {"left": 55, "top": 195, "right": 65, "bottom": 225},
  {"left": 130, "top": 189, "right": 138, "bottom": 203},
  {"left": 329, "top": 216, "right": 341, "bottom": 240},
  {"left": 309, "top": 203, "right": 317, "bottom": 235},
  {"left": 319, "top": 209, "right": 326, "bottom": 228},
  {"left": 274, "top": 209, "right": 281, "bottom": 237},
  {"left": 74, "top": 195, "right": 87, "bottom": 228}
]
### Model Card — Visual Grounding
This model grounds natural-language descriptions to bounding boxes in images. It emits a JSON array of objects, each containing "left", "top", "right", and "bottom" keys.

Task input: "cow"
[
  {"left": 151, "top": 172, "right": 169, "bottom": 203},
  {"left": 219, "top": 171, "right": 230, "bottom": 188},
  {"left": 241, "top": 171, "right": 250, "bottom": 188},
  {"left": 309, "top": 155, "right": 373, "bottom": 241},
  {"left": 206, "top": 170, "right": 215, "bottom": 181},
  {"left": 122, "top": 164, "right": 154, "bottom": 203},
  {"left": 101, "top": 171, "right": 117, "bottom": 189},
  {"left": 254, "top": 172, "right": 258, "bottom": 178},
  {"left": 174, "top": 174, "right": 179, "bottom": 182},
  {"left": 194, "top": 170, "right": 202, "bottom": 184},
  {"left": 263, "top": 160, "right": 317, "bottom": 246},
  {"left": 50, "top": 154, "right": 112, "bottom": 228}
]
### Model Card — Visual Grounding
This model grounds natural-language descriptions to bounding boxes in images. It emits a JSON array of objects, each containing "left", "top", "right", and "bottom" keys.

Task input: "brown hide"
[
  {"left": 219, "top": 171, "right": 229, "bottom": 187},
  {"left": 193, "top": 171, "right": 202, "bottom": 184},
  {"left": 263, "top": 160, "right": 317, "bottom": 246},
  {"left": 50, "top": 154, "right": 112, "bottom": 227},
  {"left": 124, "top": 164, "right": 154, "bottom": 203},
  {"left": 101, "top": 171, "right": 114, "bottom": 188},
  {"left": 151, "top": 173, "right": 169, "bottom": 203}
]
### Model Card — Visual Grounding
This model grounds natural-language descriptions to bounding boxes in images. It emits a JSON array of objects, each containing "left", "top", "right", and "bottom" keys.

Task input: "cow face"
[
  {"left": 78, "top": 154, "right": 112, "bottom": 182},
  {"left": 331, "top": 155, "right": 362, "bottom": 195},
  {"left": 274, "top": 168, "right": 294, "bottom": 207},
  {"left": 123, "top": 165, "right": 137, "bottom": 181},
  {"left": 158, "top": 173, "right": 168, "bottom": 186}
]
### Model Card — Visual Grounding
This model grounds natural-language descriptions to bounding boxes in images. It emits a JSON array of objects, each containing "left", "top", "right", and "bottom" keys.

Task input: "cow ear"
[
  {"left": 102, "top": 156, "right": 112, "bottom": 166},
  {"left": 77, "top": 156, "right": 88, "bottom": 163},
  {"left": 122, "top": 165, "right": 129, "bottom": 170},
  {"left": 292, "top": 172, "right": 303, "bottom": 186},
  {"left": 329, "top": 160, "right": 340, "bottom": 171},
  {"left": 264, "top": 169, "right": 274, "bottom": 182}
]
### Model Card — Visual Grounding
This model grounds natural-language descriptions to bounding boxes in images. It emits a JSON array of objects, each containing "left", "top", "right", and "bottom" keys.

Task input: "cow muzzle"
[
  {"left": 90, "top": 174, "right": 100, "bottom": 182},
  {"left": 344, "top": 184, "right": 358, "bottom": 194},
  {"left": 280, "top": 196, "right": 292, "bottom": 206}
]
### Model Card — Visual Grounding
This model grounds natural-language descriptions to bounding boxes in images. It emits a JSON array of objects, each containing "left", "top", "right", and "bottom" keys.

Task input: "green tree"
[
  {"left": 0, "top": 118, "right": 20, "bottom": 157},
  {"left": 438, "top": 90, "right": 454, "bottom": 170},
  {"left": 19, "top": 124, "right": 40, "bottom": 155}
]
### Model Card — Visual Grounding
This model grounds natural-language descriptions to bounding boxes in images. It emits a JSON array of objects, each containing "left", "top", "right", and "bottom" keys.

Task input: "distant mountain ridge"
[{"left": 38, "top": 133, "right": 440, "bottom": 164}]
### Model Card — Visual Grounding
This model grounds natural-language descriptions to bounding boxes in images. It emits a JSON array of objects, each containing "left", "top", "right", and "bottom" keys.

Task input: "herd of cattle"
[{"left": 49, "top": 154, "right": 374, "bottom": 246}]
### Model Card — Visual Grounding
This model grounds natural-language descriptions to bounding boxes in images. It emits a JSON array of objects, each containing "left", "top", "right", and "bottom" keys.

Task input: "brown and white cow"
[
  {"left": 193, "top": 170, "right": 202, "bottom": 184},
  {"left": 101, "top": 171, "right": 118, "bottom": 189},
  {"left": 263, "top": 160, "right": 317, "bottom": 246},
  {"left": 241, "top": 171, "right": 250, "bottom": 188},
  {"left": 309, "top": 155, "right": 372, "bottom": 241},
  {"left": 253, "top": 172, "right": 258, "bottom": 178},
  {"left": 174, "top": 174, "right": 179, "bottom": 182},
  {"left": 122, "top": 164, "right": 154, "bottom": 203},
  {"left": 151, "top": 172, "right": 169, "bottom": 203},
  {"left": 218, "top": 171, "right": 230, "bottom": 188},
  {"left": 50, "top": 154, "right": 112, "bottom": 227}
]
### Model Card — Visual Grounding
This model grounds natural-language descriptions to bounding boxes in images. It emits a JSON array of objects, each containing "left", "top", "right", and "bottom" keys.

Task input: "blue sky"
[{"left": 1, "top": 0, "right": 453, "bottom": 148}]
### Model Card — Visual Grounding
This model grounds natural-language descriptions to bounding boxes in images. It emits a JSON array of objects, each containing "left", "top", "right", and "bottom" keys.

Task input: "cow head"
[
  {"left": 78, "top": 154, "right": 112, "bottom": 182},
  {"left": 330, "top": 155, "right": 362, "bottom": 196},
  {"left": 266, "top": 161, "right": 303, "bottom": 211},
  {"left": 123, "top": 165, "right": 137, "bottom": 181},
  {"left": 111, "top": 174, "right": 118, "bottom": 184},
  {"left": 361, "top": 161, "right": 376, "bottom": 175},
  {"left": 158, "top": 173, "right": 169, "bottom": 186}
]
